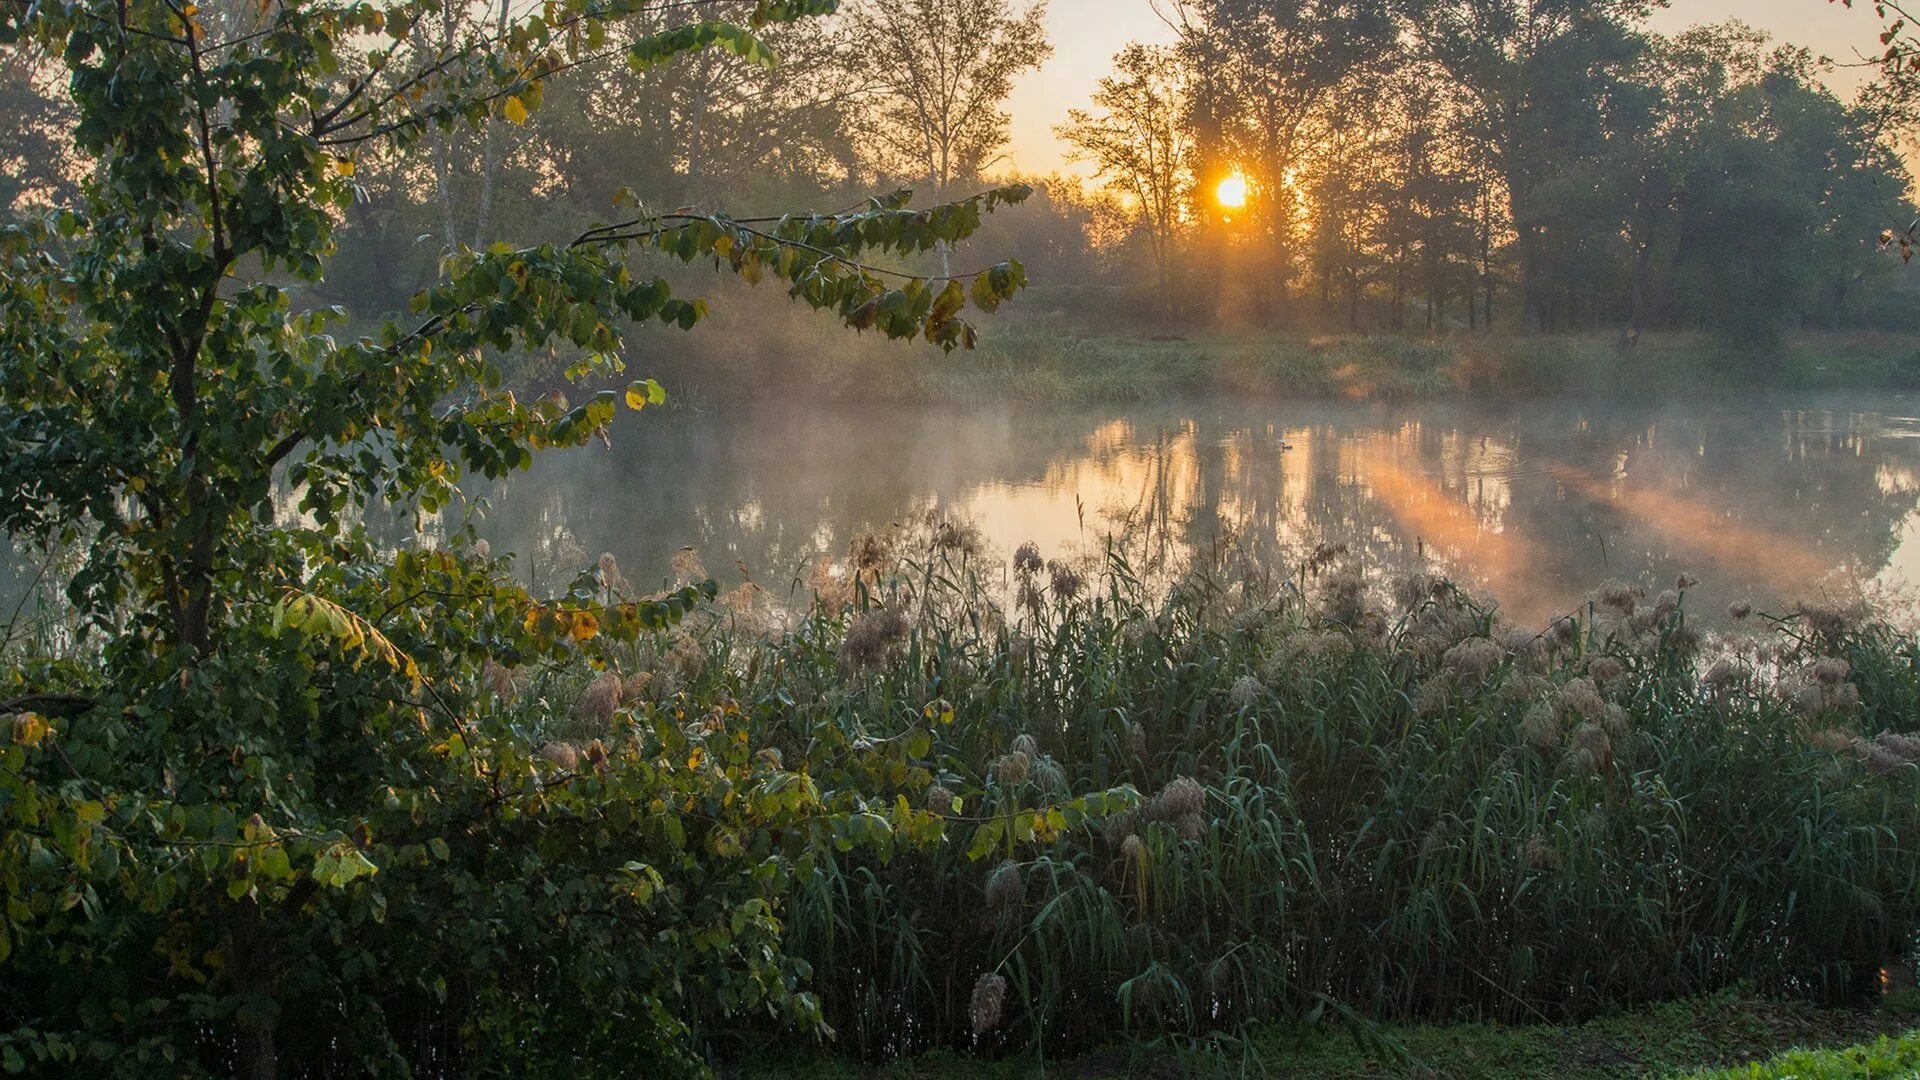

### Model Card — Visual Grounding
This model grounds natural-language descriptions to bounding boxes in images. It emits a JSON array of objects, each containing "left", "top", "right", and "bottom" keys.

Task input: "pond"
[{"left": 465, "top": 391, "right": 1920, "bottom": 631}]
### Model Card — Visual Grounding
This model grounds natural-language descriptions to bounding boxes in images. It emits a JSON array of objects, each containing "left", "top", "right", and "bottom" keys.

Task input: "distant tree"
[
  {"left": 1398, "top": 0, "right": 1660, "bottom": 332},
  {"left": 1173, "top": 0, "right": 1396, "bottom": 323},
  {"left": 0, "top": 40, "right": 75, "bottom": 215},
  {"left": 1055, "top": 43, "right": 1192, "bottom": 314},
  {"left": 844, "top": 0, "right": 1051, "bottom": 272}
]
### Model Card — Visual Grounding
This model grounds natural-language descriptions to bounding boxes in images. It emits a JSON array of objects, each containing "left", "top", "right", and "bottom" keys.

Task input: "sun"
[{"left": 1215, "top": 171, "right": 1249, "bottom": 211}]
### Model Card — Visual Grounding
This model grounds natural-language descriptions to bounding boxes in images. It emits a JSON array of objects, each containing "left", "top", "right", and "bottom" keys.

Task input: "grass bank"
[
  {"left": 627, "top": 320, "right": 1920, "bottom": 407},
  {"left": 733, "top": 992, "right": 1920, "bottom": 1078}
]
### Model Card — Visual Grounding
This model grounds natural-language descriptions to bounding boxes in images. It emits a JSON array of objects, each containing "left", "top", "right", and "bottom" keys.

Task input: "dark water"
[{"left": 465, "top": 392, "right": 1920, "bottom": 628}]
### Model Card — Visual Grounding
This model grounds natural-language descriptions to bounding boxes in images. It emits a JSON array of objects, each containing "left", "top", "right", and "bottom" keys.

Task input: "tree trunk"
[{"left": 228, "top": 898, "right": 279, "bottom": 1080}]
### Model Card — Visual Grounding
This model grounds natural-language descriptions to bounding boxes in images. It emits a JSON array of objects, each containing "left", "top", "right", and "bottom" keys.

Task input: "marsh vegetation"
[{"left": 10, "top": 0, "right": 1920, "bottom": 1075}]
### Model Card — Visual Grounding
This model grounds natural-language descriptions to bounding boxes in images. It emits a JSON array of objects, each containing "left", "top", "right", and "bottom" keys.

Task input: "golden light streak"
[
  {"left": 1356, "top": 445, "right": 1547, "bottom": 621},
  {"left": 1548, "top": 464, "right": 1836, "bottom": 594}
]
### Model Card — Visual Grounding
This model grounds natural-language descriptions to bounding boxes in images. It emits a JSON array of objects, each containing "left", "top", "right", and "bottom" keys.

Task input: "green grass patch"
[{"left": 727, "top": 993, "right": 1920, "bottom": 1078}]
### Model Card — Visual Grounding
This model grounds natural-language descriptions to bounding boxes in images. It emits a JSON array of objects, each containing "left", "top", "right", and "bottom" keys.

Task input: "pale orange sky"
[{"left": 1005, "top": 0, "right": 1896, "bottom": 177}]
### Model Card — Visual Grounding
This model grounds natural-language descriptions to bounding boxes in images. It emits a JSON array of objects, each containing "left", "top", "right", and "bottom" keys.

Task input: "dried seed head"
[
  {"left": 1549, "top": 615, "right": 1580, "bottom": 648},
  {"left": 970, "top": 973, "right": 1008, "bottom": 1035},
  {"left": 1176, "top": 812, "right": 1206, "bottom": 842},
  {"left": 1588, "top": 657, "right": 1625, "bottom": 684},
  {"left": 1119, "top": 833, "right": 1146, "bottom": 865},
  {"left": 1812, "top": 657, "right": 1852, "bottom": 686},
  {"left": 1559, "top": 677, "right": 1607, "bottom": 722},
  {"left": 1877, "top": 731, "right": 1920, "bottom": 762},
  {"left": 1654, "top": 590, "right": 1680, "bottom": 616},
  {"left": 1793, "top": 680, "right": 1830, "bottom": 718},
  {"left": 670, "top": 546, "right": 706, "bottom": 584},
  {"left": 577, "top": 670, "right": 622, "bottom": 725},
  {"left": 1229, "top": 675, "right": 1264, "bottom": 709},
  {"left": 849, "top": 532, "right": 891, "bottom": 574},
  {"left": 1443, "top": 638, "right": 1503, "bottom": 682},
  {"left": 1521, "top": 703, "right": 1560, "bottom": 750},
  {"left": 840, "top": 606, "right": 909, "bottom": 669},
  {"left": 1048, "top": 560, "right": 1085, "bottom": 601},
  {"left": 984, "top": 860, "right": 1025, "bottom": 909},
  {"left": 1667, "top": 622, "right": 1703, "bottom": 660},
  {"left": 993, "top": 749, "right": 1032, "bottom": 786},
  {"left": 1809, "top": 728, "right": 1857, "bottom": 754},
  {"left": 926, "top": 783, "right": 956, "bottom": 815},
  {"left": 538, "top": 742, "right": 580, "bottom": 771},
  {"left": 1525, "top": 834, "right": 1561, "bottom": 871},
  {"left": 933, "top": 517, "right": 983, "bottom": 556},
  {"left": 484, "top": 660, "right": 518, "bottom": 700},
  {"left": 1603, "top": 703, "right": 1630, "bottom": 740},
  {"left": 1864, "top": 742, "right": 1910, "bottom": 775},
  {"left": 1011, "top": 733, "right": 1040, "bottom": 759},
  {"left": 1145, "top": 776, "right": 1206, "bottom": 822},
  {"left": 1573, "top": 722, "right": 1612, "bottom": 759},
  {"left": 1392, "top": 573, "right": 1439, "bottom": 611},
  {"left": 1414, "top": 674, "right": 1456, "bottom": 716},
  {"left": 1702, "top": 658, "right": 1741, "bottom": 689},
  {"left": 1013, "top": 542, "right": 1045, "bottom": 576},
  {"left": 1596, "top": 580, "right": 1639, "bottom": 616}
]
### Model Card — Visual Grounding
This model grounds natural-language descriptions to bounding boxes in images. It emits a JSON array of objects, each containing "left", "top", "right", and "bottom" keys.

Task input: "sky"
[{"left": 1003, "top": 0, "right": 1898, "bottom": 178}]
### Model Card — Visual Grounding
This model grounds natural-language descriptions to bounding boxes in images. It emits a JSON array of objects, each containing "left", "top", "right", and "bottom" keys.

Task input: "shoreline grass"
[{"left": 626, "top": 323, "right": 1920, "bottom": 408}]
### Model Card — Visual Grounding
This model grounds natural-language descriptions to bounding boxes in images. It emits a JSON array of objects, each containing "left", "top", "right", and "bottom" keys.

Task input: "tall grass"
[{"left": 546, "top": 522, "right": 1920, "bottom": 1065}]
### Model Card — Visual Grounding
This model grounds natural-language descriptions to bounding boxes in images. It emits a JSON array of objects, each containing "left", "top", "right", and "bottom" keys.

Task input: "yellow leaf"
[
  {"left": 503, "top": 96, "right": 529, "bottom": 125},
  {"left": 569, "top": 611, "right": 599, "bottom": 641},
  {"left": 11, "top": 713, "right": 50, "bottom": 748},
  {"left": 334, "top": 157, "right": 354, "bottom": 178}
]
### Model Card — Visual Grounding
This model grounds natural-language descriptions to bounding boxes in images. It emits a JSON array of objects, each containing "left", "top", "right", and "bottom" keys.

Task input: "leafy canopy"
[{"left": 0, "top": 0, "right": 1038, "bottom": 1073}]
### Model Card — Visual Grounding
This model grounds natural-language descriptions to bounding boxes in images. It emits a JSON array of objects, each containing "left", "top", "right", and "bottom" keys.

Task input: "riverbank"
[
  {"left": 733, "top": 992, "right": 1920, "bottom": 1078},
  {"left": 626, "top": 323, "right": 1920, "bottom": 408}
]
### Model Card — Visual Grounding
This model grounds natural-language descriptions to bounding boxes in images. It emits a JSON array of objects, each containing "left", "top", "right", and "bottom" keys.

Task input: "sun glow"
[{"left": 1215, "top": 171, "right": 1248, "bottom": 210}]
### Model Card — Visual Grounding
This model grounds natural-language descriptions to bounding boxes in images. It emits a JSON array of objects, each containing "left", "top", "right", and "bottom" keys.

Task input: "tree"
[
  {"left": 0, "top": 39, "right": 75, "bottom": 215},
  {"left": 0, "top": 0, "right": 1036, "bottom": 1072},
  {"left": 1175, "top": 0, "right": 1396, "bottom": 322},
  {"left": 1398, "top": 0, "right": 1660, "bottom": 332},
  {"left": 843, "top": 0, "right": 1050, "bottom": 271},
  {"left": 1056, "top": 43, "right": 1192, "bottom": 315}
]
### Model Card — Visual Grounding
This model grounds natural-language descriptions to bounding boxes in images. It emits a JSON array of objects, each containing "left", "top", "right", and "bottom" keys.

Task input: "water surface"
[{"left": 471, "top": 392, "right": 1920, "bottom": 627}]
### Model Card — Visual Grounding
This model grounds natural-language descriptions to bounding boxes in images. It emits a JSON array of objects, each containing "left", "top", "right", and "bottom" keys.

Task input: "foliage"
[
  {"left": 1055, "top": 44, "right": 1193, "bottom": 314},
  {"left": 0, "top": 0, "right": 1036, "bottom": 1073},
  {"left": 1684, "top": 1030, "right": 1920, "bottom": 1079}
]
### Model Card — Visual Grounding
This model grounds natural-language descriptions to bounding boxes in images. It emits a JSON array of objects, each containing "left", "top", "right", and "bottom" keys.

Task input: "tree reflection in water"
[{"left": 467, "top": 393, "right": 1920, "bottom": 629}]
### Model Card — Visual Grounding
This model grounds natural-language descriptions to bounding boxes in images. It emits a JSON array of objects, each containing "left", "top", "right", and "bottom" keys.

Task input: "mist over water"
[{"left": 469, "top": 391, "right": 1920, "bottom": 628}]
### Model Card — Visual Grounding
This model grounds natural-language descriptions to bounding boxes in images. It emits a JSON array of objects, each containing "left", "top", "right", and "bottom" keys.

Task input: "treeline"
[
  {"left": 1063, "top": 2, "right": 1919, "bottom": 350},
  {"left": 2, "top": 0, "right": 1913, "bottom": 355}
]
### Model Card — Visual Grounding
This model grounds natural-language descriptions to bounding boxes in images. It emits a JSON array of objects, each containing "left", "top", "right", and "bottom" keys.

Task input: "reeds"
[{"left": 550, "top": 525, "right": 1920, "bottom": 1064}]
